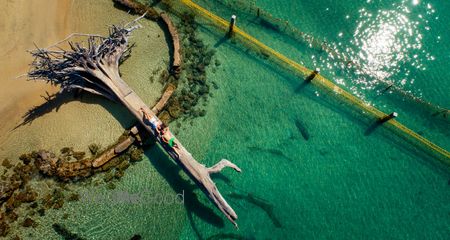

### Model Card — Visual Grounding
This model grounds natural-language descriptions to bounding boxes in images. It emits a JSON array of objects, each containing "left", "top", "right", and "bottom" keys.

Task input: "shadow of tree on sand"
[{"left": 14, "top": 91, "right": 134, "bottom": 131}]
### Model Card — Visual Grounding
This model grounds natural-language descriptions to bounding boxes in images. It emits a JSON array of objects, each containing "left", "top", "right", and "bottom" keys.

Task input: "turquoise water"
[
  {"left": 169, "top": 0, "right": 450, "bottom": 239},
  {"left": 194, "top": 0, "right": 449, "bottom": 152},
  {"left": 24, "top": 1, "right": 450, "bottom": 239}
]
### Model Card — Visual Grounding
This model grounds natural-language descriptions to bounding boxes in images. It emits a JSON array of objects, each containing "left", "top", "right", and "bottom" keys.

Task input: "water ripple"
[{"left": 313, "top": 0, "right": 437, "bottom": 101}]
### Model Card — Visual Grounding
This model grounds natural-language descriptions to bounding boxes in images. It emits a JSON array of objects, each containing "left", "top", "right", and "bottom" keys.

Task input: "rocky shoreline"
[
  {"left": 0, "top": 77, "right": 179, "bottom": 238},
  {"left": 113, "top": 0, "right": 221, "bottom": 123},
  {"left": 0, "top": 130, "right": 144, "bottom": 238},
  {"left": 0, "top": 0, "right": 223, "bottom": 238}
]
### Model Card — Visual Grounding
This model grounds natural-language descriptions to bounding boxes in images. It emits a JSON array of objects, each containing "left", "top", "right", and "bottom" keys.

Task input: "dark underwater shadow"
[
  {"left": 214, "top": 34, "right": 231, "bottom": 48},
  {"left": 149, "top": 0, "right": 163, "bottom": 7},
  {"left": 210, "top": 172, "right": 232, "bottom": 186},
  {"left": 201, "top": 25, "right": 295, "bottom": 86},
  {"left": 144, "top": 145, "right": 225, "bottom": 232},
  {"left": 294, "top": 79, "right": 312, "bottom": 93},
  {"left": 228, "top": 192, "right": 282, "bottom": 229},
  {"left": 364, "top": 119, "right": 384, "bottom": 136},
  {"left": 155, "top": 19, "right": 175, "bottom": 72}
]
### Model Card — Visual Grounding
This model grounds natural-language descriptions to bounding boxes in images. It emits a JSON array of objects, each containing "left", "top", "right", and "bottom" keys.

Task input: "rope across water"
[{"left": 179, "top": 0, "right": 450, "bottom": 165}]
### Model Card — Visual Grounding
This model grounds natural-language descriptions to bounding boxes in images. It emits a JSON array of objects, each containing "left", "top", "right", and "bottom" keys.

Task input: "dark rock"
[
  {"left": 16, "top": 188, "right": 38, "bottom": 203},
  {"left": 73, "top": 152, "right": 86, "bottom": 160},
  {"left": 114, "top": 170, "right": 124, "bottom": 180},
  {"left": 1, "top": 159, "right": 13, "bottom": 169},
  {"left": 11, "top": 235, "right": 20, "bottom": 240},
  {"left": 0, "top": 183, "right": 17, "bottom": 204},
  {"left": 100, "top": 157, "right": 122, "bottom": 172},
  {"left": 53, "top": 189, "right": 65, "bottom": 209},
  {"left": 107, "top": 182, "right": 116, "bottom": 190},
  {"left": 54, "top": 188, "right": 65, "bottom": 200},
  {"left": 35, "top": 150, "right": 59, "bottom": 176},
  {"left": 168, "top": 105, "right": 182, "bottom": 118},
  {"left": 198, "top": 85, "right": 209, "bottom": 95},
  {"left": 37, "top": 209, "right": 45, "bottom": 216},
  {"left": 192, "top": 110, "right": 200, "bottom": 118},
  {"left": 22, "top": 217, "right": 36, "bottom": 228},
  {"left": 68, "top": 193, "right": 80, "bottom": 202},
  {"left": 104, "top": 171, "right": 115, "bottom": 183},
  {"left": 6, "top": 211, "right": 18, "bottom": 223},
  {"left": 19, "top": 154, "right": 33, "bottom": 165},
  {"left": 158, "top": 111, "right": 171, "bottom": 123},
  {"left": 52, "top": 223, "right": 85, "bottom": 240},
  {"left": 13, "top": 163, "right": 34, "bottom": 185},
  {"left": 5, "top": 195, "right": 21, "bottom": 212},
  {"left": 130, "top": 234, "right": 142, "bottom": 240},
  {"left": 128, "top": 146, "right": 143, "bottom": 162},
  {"left": 116, "top": 160, "right": 131, "bottom": 172},
  {"left": 60, "top": 147, "right": 73, "bottom": 155},
  {"left": 42, "top": 194, "right": 53, "bottom": 209},
  {"left": 0, "top": 220, "right": 9, "bottom": 237},
  {"left": 88, "top": 144, "right": 101, "bottom": 155},
  {"left": 53, "top": 198, "right": 64, "bottom": 209}
]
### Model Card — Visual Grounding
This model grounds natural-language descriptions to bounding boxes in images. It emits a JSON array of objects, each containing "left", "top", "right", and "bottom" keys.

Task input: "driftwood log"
[
  {"left": 113, "top": 0, "right": 182, "bottom": 73},
  {"left": 92, "top": 83, "right": 176, "bottom": 168},
  {"left": 34, "top": 86, "right": 174, "bottom": 179},
  {"left": 160, "top": 12, "right": 182, "bottom": 73},
  {"left": 91, "top": 126, "right": 140, "bottom": 168},
  {"left": 27, "top": 16, "right": 241, "bottom": 226},
  {"left": 152, "top": 83, "right": 176, "bottom": 113}
]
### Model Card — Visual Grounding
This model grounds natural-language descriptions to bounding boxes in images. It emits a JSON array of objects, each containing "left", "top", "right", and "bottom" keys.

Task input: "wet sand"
[{"left": 0, "top": 0, "right": 169, "bottom": 159}]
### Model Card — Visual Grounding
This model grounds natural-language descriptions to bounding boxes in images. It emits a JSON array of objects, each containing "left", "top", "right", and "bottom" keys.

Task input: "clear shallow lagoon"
[
  {"left": 8, "top": 0, "right": 450, "bottom": 239},
  {"left": 173, "top": 0, "right": 450, "bottom": 239}
]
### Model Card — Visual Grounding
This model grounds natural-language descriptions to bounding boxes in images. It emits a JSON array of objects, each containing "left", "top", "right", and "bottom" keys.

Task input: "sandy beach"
[
  {"left": 0, "top": 0, "right": 72, "bottom": 141},
  {"left": 0, "top": 0, "right": 168, "bottom": 159},
  {"left": 0, "top": 1, "right": 178, "bottom": 239}
]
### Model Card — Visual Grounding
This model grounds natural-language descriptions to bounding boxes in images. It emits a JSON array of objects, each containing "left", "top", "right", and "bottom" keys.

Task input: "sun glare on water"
[{"left": 312, "top": 0, "right": 437, "bottom": 100}]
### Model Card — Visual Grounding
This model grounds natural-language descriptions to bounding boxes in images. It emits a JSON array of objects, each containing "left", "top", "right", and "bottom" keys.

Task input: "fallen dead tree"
[
  {"left": 27, "top": 15, "right": 241, "bottom": 227},
  {"left": 113, "top": 0, "right": 182, "bottom": 73}
]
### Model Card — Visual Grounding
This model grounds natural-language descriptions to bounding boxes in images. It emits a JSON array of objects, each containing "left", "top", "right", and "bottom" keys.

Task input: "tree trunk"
[{"left": 27, "top": 15, "right": 241, "bottom": 227}]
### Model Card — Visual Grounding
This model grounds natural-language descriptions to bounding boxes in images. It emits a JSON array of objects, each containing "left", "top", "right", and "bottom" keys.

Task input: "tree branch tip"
[{"left": 15, "top": 73, "right": 28, "bottom": 79}]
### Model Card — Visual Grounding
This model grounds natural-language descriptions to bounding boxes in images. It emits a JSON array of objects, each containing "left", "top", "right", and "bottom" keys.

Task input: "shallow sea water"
[
  {"left": 4, "top": 0, "right": 179, "bottom": 239},
  {"left": 6, "top": 0, "right": 450, "bottom": 239},
  {"left": 171, "top": 0, "right": 450, "bottom": 239}
]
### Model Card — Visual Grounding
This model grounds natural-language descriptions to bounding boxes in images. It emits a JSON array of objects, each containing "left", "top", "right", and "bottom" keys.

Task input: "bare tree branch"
[{"left": 26, "top": 14, "right": 241, "bottom": 227}]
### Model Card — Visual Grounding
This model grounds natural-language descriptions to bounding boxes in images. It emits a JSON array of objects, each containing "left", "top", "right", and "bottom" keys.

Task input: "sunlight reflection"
[{"left": 308, "top": 0, "right": 437, "bottom": 102}]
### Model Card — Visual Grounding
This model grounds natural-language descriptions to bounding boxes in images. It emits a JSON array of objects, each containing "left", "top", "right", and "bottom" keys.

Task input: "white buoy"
[
  {"left": 390, "top": 112, "right": 398, "bottom": 118},
  {"left": 380, "top": 112, "right": 398, "bottom": 123}
]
